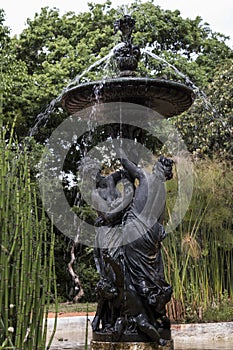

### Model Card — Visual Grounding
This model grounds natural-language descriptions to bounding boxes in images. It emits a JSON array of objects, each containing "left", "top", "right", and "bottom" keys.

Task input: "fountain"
[
  {"left": 61, "top": 15, "right": 195, "bottom": 350},
  {"left": 62, "top": 16, "right": 193, "bottom": 117}
]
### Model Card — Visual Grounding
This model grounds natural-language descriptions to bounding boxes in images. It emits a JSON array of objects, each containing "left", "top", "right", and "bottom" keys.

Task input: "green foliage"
[
  {"left": 0, "top": 121, "right": 57, "bottom": 348},
  {"left": 49, "top": 302, "right": 97, "bottom": 314},
  {"left": 0, "top": 0, "right": 232, "bottom": 151},
  {"left": 0, "top": 43, "right": 36, "bottom": 135},
  {"left": 164, "top": 159, "right": 233, "bottom": 321},
  {"left": 172, "top": 58, "right": 233, "bottom": 159},
  {"left": 0, "top": 9, "right": 10, "bottom": 47},
  {"left": 76, "top": 247, "right": 99, "bottom": 302},
  {"left": 203, "top": 291, "right": 233, "bottom": 322}
]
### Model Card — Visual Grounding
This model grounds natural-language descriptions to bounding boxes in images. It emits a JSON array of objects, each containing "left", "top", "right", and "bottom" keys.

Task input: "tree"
[
  {"left": 173, "top": 58, "right": 233, "bottom": 159},
  {"left": 0, "top": 10, "right": 36, "bottom": 135},
  {"left": 1, "top": 0, "right": 231, "bottom": 146},
  {"left": 0, "top": 9, "right": 10, "bottom": 46}
]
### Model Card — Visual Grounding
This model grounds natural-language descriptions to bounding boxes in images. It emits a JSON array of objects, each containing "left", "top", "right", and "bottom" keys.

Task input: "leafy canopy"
[{"left": 0, "top": 0, "right": 232, "bottom": 157}]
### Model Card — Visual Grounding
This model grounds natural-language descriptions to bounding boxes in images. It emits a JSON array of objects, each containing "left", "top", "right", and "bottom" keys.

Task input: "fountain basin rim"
[{"left": 62, "top": 77, "right": 195, "bottom": 117}]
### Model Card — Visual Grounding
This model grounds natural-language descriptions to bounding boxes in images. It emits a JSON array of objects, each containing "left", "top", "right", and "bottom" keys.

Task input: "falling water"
[
  {"left": 141, "top": 47, "right": 198, "bottom": 89},
  {"left": 65, "top": 43, "right": 125, "bottom": 88},
  {"left": 29, "top": 43, "right": 125, "bottom": 136},
  {"left": 30, "top": 37, "right": 229, "bottom": 139},
  {"left": 142, "top": 47, "right": 230, "bottom": 131}
]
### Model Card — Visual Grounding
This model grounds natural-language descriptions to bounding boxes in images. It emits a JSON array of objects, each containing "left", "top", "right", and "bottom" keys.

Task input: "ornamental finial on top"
[{"left": 113, "top": 15, "right": 140, "bottom": 76}]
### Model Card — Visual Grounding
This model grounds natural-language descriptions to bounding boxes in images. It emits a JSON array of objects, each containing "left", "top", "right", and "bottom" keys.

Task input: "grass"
[
  {"left": 182, "top": 294, "right": 233, "bottom": 323},
  {"left": 203, "top": 301, "right": 233, "bottom": 323},
  {"left": 49, "top": 300, "right": 233, "bottom": 323},
  {"left": 49, "top": 302, "right": 97, "bottom": 314},
  {"left": 202, "top": 290, "right": 233, "bottom": 323}
]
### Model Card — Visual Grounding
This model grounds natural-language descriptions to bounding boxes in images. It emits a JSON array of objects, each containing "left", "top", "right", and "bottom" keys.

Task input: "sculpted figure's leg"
[{"left": 135, "top": 313, "right": 167, "bottom": 345}]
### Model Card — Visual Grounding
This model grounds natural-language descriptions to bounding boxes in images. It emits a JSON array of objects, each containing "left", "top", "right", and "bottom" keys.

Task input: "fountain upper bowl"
[{"left": 61, "top": 77, "right": 195, "bottom": 117}]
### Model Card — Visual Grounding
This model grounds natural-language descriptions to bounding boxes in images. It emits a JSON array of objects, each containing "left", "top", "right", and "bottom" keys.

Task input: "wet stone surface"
[
  {"left": 91, "top": 340, "right": 174, "bottom": 350},
  {"left": 48, "top": 319, "right": 233, "bottom": 350}
]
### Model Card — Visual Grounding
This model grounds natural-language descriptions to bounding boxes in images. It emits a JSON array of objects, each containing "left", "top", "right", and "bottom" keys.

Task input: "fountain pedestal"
[{"left": 91, "top": 340, "right": 174, "bottom": 350}]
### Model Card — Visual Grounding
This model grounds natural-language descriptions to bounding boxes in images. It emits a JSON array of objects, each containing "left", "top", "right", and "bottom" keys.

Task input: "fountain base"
[{"left": 91, "top": 340, "right": 174, "bottom": 350}]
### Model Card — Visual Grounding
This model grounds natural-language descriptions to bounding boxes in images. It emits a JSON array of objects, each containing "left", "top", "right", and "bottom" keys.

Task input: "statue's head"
[{"left": 153, "top": 156, "right": 174, "bottom": 180}]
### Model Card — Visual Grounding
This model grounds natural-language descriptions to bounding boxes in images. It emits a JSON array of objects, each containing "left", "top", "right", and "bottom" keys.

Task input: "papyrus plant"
[{"left": 163, "top": 159, "right": 233, "bottom": 321}]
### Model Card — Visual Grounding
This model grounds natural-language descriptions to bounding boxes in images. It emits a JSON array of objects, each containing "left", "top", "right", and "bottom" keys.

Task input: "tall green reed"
[
  {"left": 164, "top": 159, "right": 233, "bottom": 321},
  {"left": 0, "top": 121, "right": 57, "bottom": 349}
]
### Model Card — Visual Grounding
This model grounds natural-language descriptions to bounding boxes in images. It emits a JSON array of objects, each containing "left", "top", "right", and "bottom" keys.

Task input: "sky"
[{"left": 1, "top": 0, "right": 233, "bottom": 47}]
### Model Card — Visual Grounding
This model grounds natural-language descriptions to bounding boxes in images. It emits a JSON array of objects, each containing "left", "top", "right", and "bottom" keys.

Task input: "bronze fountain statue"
[{"left": 62, "top": 14, "right": 194, "bottom": 350}]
